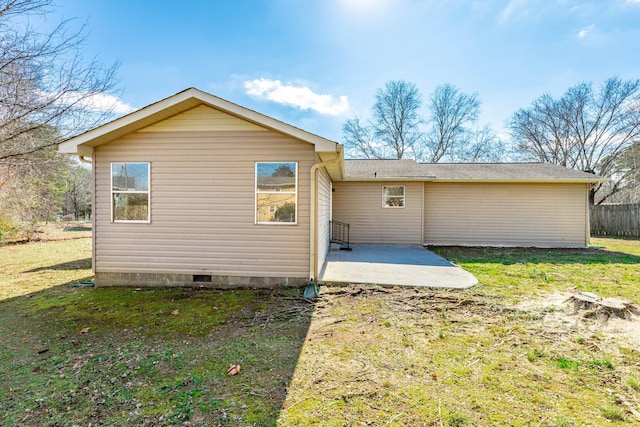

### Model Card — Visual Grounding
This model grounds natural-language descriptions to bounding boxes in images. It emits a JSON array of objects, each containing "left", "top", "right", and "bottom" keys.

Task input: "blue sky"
[{"left": 39, "top": 0, "right": 640, "bottom": 142}]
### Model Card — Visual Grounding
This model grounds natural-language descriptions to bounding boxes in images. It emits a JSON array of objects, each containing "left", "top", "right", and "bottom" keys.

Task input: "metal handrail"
[{"left": 330, "top": 220, "right": 350, "bottom": 250}]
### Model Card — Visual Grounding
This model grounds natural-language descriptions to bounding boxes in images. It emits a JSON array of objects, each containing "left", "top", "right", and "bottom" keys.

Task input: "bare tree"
[
  {"left": 343, "top": 80, "right": 423, "bottom": 159},
  {"left": 508, "top": 77, "right": 640, "bottom": 204},
  {"left": 426, "top": 83, "right": 478, "bottom": 162},
  {"left": 423, "top": 84, "right": 504, "bottom": 163},
  {"left": 342, "top": 117, "right": 377, "bottom": 159},
  {"left": 0, "top": 1, "right": 118, "bottom": 240},
  {"left": 599, "top": 140, "right": 640, "bottom": 204},
  {"left": 458, "top": 124, "right": 505, "bottom": 163},
  {"left": 63, "top": 163, "right": 91, "bottom": 219},
  {"left": 0, "top": 0, "right": 119, "bottom": 166},
  {"left": 0, "top": 144, "right": 70, "bottom": 240},
  {"left": 344, "top": 81, "right": 502, "bottom": 162}
]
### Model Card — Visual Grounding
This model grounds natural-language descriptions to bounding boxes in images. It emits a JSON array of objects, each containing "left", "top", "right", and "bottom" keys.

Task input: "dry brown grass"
[{"left": 280, "top": 285, "right": 640, "bottom": 426}]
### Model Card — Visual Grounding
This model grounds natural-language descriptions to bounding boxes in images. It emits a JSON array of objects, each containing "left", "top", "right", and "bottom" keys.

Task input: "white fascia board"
[
  {"left": 57, "top": 88, "right": 340, "bottom": 155},
  {"left": 339, "top": 177, "right": 609, "bottom": 183}
]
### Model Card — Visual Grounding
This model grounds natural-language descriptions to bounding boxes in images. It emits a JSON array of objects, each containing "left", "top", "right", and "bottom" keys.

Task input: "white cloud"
[
  {"left": 37, "top": 90, "right": 136, "bottom": 115},
  {"left": 338, "top": 0, "right": 390, "bottom": 16},
  {"left": 244, "top": 78, "right": 349, "bottom": 116},
  {"left": 66, "top": 92, "right": 136, "bottom": 114},
  {"left": 498, "top": 0, "right": 530, "bottom": 24},
  {"left": 626, "top": 0, "right": 640, "bottom": 4},
  {"left": 578, "top": 24, "right": 595, "bottom": 38}
]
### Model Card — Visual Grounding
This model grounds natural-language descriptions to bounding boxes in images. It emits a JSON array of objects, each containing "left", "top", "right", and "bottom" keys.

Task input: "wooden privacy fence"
[{"left": 590, "top": 203, "right": 640, "bottom": 237}]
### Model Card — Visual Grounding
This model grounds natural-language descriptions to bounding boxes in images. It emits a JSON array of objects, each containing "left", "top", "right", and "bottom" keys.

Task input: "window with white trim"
[
  {"left": 111, "top": 162, "right": 150, "bottom": 222},
  {"left": 382, "top": 185, "right": 405, "bottom": 208},
  {"left": 256, "top": 162, "right": 297, "bottom": 224}
]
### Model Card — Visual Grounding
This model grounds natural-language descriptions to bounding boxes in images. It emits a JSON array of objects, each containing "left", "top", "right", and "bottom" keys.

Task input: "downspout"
[
  {"left": 90, "top": 149, "right": 96, "bottom": 276},
  {"left": 586, "top": 183, "right": 592, "bottom": 247},
  {"left": 309, "top": 149, "right": 342, "bottom": 281}
]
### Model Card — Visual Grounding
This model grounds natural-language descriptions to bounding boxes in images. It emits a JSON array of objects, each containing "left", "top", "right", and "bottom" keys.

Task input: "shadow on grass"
[
  {"left": 25, "top": 258, "right": 92, "bottom": 273},
  {"left": 63, "top": 226, "right": 92, "bottom": 232},
  {"left": 0, "top": 281, "right": 314, "bottom": 426},
  {"left": 429, "top": 246, "right": 640, "bottom": 265}
]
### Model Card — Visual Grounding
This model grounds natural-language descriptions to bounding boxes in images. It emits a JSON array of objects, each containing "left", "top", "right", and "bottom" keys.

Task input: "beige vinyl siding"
[
  {"left": 138, "top": 104, "right": 264, "bottom": 132},
  {"left": 316, "top": 167, "right": 332, "bottom": 274},
  {"left": 94, "top": 106, "right": 315, "bottom": 279},
  {"left": 423, "top": 182, "right": 588, "bottom": 247},
  {"left": 332, "top": 181, "right": 423, "bottom": 244}
]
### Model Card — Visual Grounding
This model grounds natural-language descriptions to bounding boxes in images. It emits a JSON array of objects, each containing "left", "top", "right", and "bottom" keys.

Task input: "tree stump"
[{"left": 565, "top": 292, "right": 639, "bottom": 322}]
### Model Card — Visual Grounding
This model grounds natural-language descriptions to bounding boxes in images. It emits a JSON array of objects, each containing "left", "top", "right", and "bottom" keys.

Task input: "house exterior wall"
[
  {"left": 93, "top": 105, "right": 315, "bottom": 287},
  {"left": 138, "top": 104, "right": 265, "bottom": 132},
  {"left": 316, "top": 167, "right": 332, "bottom": 275},
  {"left": 332, "top": 181, "right": 423, "bottom": 244},
  {"left": 423, "top": 182, "right": 589, "bottom": 247}
]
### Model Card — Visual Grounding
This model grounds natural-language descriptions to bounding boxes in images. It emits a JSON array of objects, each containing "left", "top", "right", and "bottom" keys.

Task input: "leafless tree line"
[
  {"left": 509, "top": 77, "right": 640, "bottom": 204},
  {"left": 0, "top": 0, "right": 118, "bottom": 166},
  {"left": 344, "top": 77, "right": 640, "bottom": 204},
  {"left": 343, "top": 81, "right": 504, "bottom": 163},
  {"left": 0, "top": 0, "right": 117, "bottom": 239}
]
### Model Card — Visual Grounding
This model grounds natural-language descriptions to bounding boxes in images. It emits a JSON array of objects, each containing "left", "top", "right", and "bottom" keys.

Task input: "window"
[
  {"left": 111, "top": 162, "right": 150, "bottom": 222},
  {"left": 382, "top": 185, "right": 405, "bottom": 208},
  {"left": 256, "top": 162, "right": 297, "bottom": 224}
]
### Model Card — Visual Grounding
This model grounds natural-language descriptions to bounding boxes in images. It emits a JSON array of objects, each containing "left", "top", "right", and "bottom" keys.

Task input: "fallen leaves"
[{"left": 227, "top": 364, "right": 241, "bottom": 376}]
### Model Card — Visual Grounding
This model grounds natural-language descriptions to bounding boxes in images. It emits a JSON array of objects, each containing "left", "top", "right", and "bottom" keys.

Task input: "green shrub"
[
  {"left": 527, "top": 348, "right": 545, "bottom": 362},
  {"left": 626, "top": 376, "right": 639, "bottom": 391},
  {"left": 600, "top": 405, "right": 626, "bottom": 421},
  {"left": 554, "top": 357, "right": 581, "bottom": 370},
  {"left": 0, "top": 217, "right": 16, "bottom": 242},
  {"left": 447, "top": 413, "right": 468, "bottom": 426}
]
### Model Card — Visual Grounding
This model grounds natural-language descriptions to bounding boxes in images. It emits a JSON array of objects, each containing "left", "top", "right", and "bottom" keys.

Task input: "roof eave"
[
  {"left": 318, "top": 146, "right": 345, "bottom": 181},
  {"left": 340, "top": 177, "right": 610, "bottom": 183},
  {"left": 432, "top": 178, "right": 610, "bottom": 183}
]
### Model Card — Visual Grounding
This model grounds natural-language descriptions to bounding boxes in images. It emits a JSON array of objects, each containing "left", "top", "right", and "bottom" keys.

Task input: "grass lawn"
[
  {"left": 431, "top": 237, "right": 640, "bottom": 302},
  {"left": 1, "top": 236, "right": 639, "bottom": 426}
]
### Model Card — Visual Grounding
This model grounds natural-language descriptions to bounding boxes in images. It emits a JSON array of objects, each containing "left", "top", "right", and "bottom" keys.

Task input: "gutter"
[
  {"left": 309, "top": 148, "right": 343, "bottom": 281},
  {"left": 339, "top": 177, "right": 609, "bottom": 184}
]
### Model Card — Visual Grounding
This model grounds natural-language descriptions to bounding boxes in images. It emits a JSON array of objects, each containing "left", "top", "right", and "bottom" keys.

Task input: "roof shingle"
[{"left": 343, "top": 159, "right": 606, "bottom": 182}]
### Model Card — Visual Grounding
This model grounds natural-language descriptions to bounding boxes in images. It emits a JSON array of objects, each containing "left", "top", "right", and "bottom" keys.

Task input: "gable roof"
[
  {"left": 344, "top": 159, "right": 608, "bottom": 183},
  {"left": 58, "top": 88, "right": 340, "bottom": 156}
]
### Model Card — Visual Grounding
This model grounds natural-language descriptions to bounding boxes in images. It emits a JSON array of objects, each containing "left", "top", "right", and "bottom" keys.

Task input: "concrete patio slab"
[{"left": 319, "top": 244, "right": 477, "bottom": 289}]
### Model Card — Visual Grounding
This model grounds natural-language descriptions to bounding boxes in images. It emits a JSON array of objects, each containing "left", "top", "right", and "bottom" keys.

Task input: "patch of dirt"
[
  {"left": 517, "top": 291, "right": 640, "bottom": 346},
  {"left": 316, "top": 286, "right": 640, "bottom": 347}
]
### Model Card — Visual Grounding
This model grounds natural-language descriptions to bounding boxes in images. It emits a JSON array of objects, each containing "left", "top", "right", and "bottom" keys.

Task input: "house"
[
  {"left": 58, "top": 88, "right": 606, "bottom": 288},
  {"left": 335, "top": 160, "right": 604, "bottom": 247}
]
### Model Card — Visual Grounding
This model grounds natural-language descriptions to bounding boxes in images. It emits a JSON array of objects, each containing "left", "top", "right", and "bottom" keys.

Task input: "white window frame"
[
  {"left": 255, "top": 161, "right": 298, "bottom": 225},
  {"left": 110, "top": 162, "right": 151, "bottom": 223},
  {"left": 382, "top": 185, "right": 405, "bottom": 208}
]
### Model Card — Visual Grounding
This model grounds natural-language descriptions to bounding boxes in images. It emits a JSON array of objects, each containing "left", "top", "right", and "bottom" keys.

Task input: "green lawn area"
[
  {"left": 1, "top": 236, "right": 639, "bottom": 426},
  {"left": 431, "top": 237, "right": 640, "bottom": 302}
]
